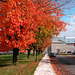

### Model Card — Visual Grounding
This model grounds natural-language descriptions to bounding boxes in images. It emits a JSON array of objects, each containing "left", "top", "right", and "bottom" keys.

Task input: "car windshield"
[
  {"left": 51, "top": 53, "right": 55, "bottom": 55},
  {"left": 67, "top": 51, "right": 71, "bottom": 53}
]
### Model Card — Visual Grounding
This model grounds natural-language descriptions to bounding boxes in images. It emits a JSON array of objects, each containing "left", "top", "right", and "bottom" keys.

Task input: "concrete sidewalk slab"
[{"left": 34, "top": 54, "right": 56, "bottom": 75}]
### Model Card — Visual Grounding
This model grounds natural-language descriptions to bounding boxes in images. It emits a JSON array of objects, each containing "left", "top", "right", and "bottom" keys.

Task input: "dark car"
[
  {"left": 67, "top": 51, "right": 71, "bottom": 54},
  {"left": 49, "top": 53, "right": 56, "bottom": 57}
]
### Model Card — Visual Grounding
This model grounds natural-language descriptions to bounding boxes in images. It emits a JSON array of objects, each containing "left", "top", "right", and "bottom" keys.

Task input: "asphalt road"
[{"left": 56, "top": 55, "right": 75, "bottom": 75}]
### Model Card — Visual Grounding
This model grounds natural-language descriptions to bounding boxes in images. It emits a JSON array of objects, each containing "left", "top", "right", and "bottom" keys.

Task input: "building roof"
[
  {"left": 66, "top": 38, "right": 75, "bottom": 43},
  {"left": 52, "top": 37, "right": 75, "bottom": 44}
]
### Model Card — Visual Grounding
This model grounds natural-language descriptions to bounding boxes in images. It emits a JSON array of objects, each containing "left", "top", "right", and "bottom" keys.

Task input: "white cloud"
[
  {"left": 58, "top": 15, "right": 75, "bottom": 37},
  {"left": 72, "top": 16, "right": 75, "bottom": 20},
  {"left": 70, "top": 16, "right": 75, "bottom": 25}
]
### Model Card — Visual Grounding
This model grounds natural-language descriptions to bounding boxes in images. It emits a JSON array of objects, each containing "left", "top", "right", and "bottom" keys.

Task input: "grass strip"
[{"left": 0, "top": 54, "right": 44, "bottom": 75}]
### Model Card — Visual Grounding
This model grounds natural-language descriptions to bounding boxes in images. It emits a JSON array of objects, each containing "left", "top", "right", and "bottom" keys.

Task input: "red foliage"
[
  {"left": 0, "top": 0, "right": 41, "bottom": 52},
  {"left": 0, "top": 0, "right": 67, "bottom": 52}
]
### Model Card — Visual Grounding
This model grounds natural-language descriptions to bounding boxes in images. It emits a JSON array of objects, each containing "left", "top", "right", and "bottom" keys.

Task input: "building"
[{"left": 51, "top": 37, "right": 75, "bottom": 54}]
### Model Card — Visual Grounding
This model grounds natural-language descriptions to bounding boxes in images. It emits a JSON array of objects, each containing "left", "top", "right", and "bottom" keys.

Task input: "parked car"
[
  {"left": 67, "top": 51, "right": 71, "bottom": 54},
  {"left": 49, "top": 52, "right": 56, "bottom": 57}
]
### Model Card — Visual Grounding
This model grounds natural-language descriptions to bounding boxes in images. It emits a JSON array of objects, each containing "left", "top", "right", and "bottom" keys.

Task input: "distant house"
[{"left": 51, "top": 37, "right": 75, "bottom": 54}]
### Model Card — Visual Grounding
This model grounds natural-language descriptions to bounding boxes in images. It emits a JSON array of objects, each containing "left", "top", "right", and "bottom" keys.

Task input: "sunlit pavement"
[
  {"left": 34, "top": 54, "right": 56, "bottom": 75},
  {"left": 67, "top": 55, "right": 75, "bottom": 58}
]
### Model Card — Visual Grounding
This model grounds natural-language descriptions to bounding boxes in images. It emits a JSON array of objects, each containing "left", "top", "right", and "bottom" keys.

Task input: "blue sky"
[{"left": 57, "top": 0, "right": 75, "bottom": 37}]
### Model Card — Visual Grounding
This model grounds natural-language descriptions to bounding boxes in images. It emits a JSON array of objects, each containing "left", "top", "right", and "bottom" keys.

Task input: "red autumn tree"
[
  {"left": 0, "top": 0, "right": 68, "bottom": 63},
  {"left": 0, "top": 0, "right": 43, "bottom": 63}
]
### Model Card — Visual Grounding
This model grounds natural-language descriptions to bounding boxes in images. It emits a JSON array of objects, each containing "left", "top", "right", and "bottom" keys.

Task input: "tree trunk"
[
  {"left": 33, "top": 49, "right": 35, "bottom": 56},
  {"left": 27, "top": 50, "right": 31, "bottom": 59},
  {"left": 38, "top": 50, "right": 39, "bottom": 55},
  {"left": 38, "top": 48, "right": 41, "bottom": 55},
  {"left": 13, "top": 48, "right": 19, "bottom": 65},
  {"left": 33, "top": 46, "right": 36, "bottom": 56},
  {"left": 41, "top": 50, "right": 42, "bottom": 53}
]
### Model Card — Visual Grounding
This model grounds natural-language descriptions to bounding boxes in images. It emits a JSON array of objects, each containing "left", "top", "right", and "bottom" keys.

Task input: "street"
[{"left": 55, "top": 55, "right": 75, "bottom": 75}]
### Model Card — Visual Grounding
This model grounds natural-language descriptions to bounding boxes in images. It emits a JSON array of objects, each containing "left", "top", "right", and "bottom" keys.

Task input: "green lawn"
[
  {"left": 61, "top": 53, "right": 68, "bottom": 55},
  {"left": 0, "top": 54, "right": 44, "bottom": 75}
]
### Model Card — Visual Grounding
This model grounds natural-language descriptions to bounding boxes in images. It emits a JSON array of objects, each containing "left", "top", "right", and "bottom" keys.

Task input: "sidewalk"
[
  {"left": 68, "top": 55, "right": 75, "bottom": 57},
  {"left": 34, "top": 54, "right": 56, "bottom": 75}
]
